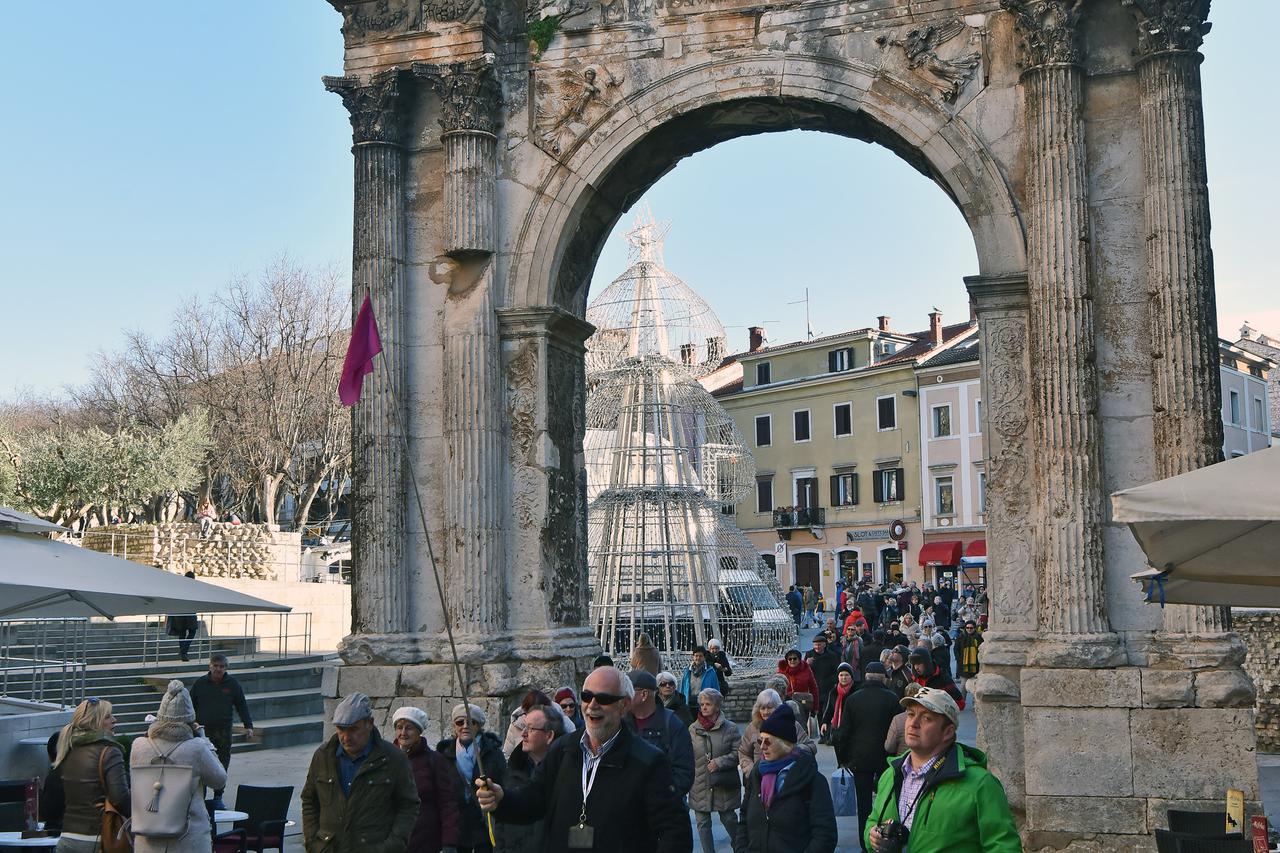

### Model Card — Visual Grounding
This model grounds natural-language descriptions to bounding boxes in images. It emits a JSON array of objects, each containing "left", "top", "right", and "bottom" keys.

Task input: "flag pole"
[{"left": 358, "top": 308, "right": 499, "bottom": 846}]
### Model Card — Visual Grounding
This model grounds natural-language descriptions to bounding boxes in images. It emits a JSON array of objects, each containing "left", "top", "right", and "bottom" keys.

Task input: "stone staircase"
[{"left": 1, "top": 622, "right": 332, "bottom": 752}]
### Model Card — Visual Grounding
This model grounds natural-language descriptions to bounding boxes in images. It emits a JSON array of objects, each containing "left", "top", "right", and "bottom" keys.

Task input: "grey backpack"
[{"left": 129, "top": 739, "right": 196, "bottom": 839}]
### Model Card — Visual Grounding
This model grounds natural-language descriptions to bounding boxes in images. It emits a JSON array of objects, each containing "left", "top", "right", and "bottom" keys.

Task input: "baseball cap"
[
  {"left": 900, "top": 686, "right": 959, "bottom": 727},
  {"left": 628, "top": 669, "right": 658, "bottom": 691}
]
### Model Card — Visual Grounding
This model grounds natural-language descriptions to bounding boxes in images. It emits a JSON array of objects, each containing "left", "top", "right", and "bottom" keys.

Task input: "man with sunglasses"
[{"left": 477, "top": 666, "right": 692, "bottom": 852}]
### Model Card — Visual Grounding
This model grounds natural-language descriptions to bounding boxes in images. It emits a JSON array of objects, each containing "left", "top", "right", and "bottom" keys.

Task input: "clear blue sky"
[{"left": 2, "top": 3, "right": 1275, "bottom": 398}]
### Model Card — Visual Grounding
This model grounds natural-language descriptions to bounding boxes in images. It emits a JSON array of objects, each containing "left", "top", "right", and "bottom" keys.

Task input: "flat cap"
[
  {"left": 628, "top": 669, "right": 658, "bottom": 691},
  {"left": 333, "top": 692, "right": 373, "bottom": 726}
]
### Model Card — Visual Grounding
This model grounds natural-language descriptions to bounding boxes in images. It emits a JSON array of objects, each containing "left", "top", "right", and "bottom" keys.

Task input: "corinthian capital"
[
  {"left": 1122, "top": 0, "right": 1212, "bottom": 55},
  {"left": 1000, "top": 0, "right": 1085, "bottom": 68},
  {"left": 413, "top": 56, "right": 501, "bottom": 136},
  {"left": 323, "top": 69, "right": 410, "bottom": 145}
]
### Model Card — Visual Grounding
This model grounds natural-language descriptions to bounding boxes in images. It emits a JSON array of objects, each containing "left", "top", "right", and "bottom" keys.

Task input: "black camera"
[{"left": 876, "top": 820, "right": 910, "bottom": 853}]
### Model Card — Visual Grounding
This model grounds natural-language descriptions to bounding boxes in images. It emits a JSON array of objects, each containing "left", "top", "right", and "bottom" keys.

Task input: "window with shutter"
[
  {"left": 756, "top": 362, "right": 771, "bottom": 385},
  {"left": 877, "top": 395, "right": 897, "bottom": 430},
  {"left": 793, "top": 410, "right": 811, "bottom": 442},
  {"left": 834, "top": 403, "right": 852, "bottom": 436},
  {"left": 756, "top": 478, "right": 773, "bottom": 513},
  {"left": 830, "top": 472, "right": 858, "bottom": 506},
  {"left": 755, "top": 415, "right": 772, "bottom": 446},
  {"left": 873, "top": 472, "right": 884, "bottom": 503}
]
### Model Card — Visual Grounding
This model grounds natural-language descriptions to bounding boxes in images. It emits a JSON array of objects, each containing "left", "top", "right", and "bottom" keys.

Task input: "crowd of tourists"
[{"left": 38, "top": 578, "right": 1016, "bottom": 853}]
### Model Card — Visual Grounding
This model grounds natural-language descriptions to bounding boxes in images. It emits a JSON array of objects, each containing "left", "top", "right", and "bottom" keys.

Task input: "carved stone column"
[
  {"left": 965, "top": 273, "right": 1036, "bottom": 814},
  {"left": 324, "top": 69, "right": 410, "bottom": 639},
  {"left": 1003, "top": 1, "right": 1120, "bottom": 666},
  {"left": 416, "top": 59, "right": 499, "bottom": 255},
  {"left": 417, "top": 60, "right": 509, "bottom": 642},
  {"left": 1131, "top": 0, "right": 1229, "bottom": 638}
]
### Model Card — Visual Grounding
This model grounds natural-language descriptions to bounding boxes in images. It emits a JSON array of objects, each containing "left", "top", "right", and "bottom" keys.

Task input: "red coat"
[
  {"left": 777, "top": 658, "right": 822, "bottom": 709},
  {"left": 401, "top": 738, "right": 462, "bottom": 853}
]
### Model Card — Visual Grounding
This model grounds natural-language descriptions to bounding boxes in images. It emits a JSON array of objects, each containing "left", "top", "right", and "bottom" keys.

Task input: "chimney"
[
  {"left": 706, "top": 335, "right": 726, "bottom": 363},
  {"left": 1240, "top": 322, "right": 1253, "bottom": 340},
  {"left": 877, "top": 315, "right": 891, "bottom": 332},
  {"left": 680, "top": 342, "right": 697, "bottom": 366},
  {"left": 929, "top": 309, "right": 943, "bottom": 346},
  {"left": 748, "top": 326, "right": 766, "bottom": 352}
]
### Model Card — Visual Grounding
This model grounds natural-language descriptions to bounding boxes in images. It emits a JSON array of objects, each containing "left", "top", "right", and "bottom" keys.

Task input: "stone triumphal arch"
[{"left": 322, "top": 0, "right": 1253, "bottom": 846}]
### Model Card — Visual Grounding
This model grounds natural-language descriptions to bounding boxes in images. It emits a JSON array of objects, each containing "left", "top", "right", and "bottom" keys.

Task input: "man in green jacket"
[
  {"left": 864, "top": 687, "right": 1020, "bottom": 853},
  {"left": 301, "top": 692, "right": 420, "bottom": 853}
]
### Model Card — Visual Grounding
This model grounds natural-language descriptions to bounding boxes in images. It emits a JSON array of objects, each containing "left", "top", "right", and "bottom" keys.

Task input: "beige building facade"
[
  {"left": 712, "top": 315, "right": 975, "bottom": 602},
  {"left": 915, "top": 338, "right": 986, "bottom": 588}
]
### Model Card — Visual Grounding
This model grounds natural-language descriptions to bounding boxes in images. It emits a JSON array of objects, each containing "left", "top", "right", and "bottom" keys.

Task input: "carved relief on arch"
[
  {"left": 532, "top": 64, "right": 624, "bottom": 156},
  {"left": 985, "top": 319, "right": 1030, "bottom": 441},
  {"left": 506, "top": 339, "right": 539, "bottom": 464},
  {"left": 875, "top": 19, "right": 982, "bottom": 104}
]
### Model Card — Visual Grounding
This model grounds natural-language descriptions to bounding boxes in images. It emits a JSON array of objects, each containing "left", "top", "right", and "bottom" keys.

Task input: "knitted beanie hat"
[
  {"left": 157, "top": 679, "right": 196, "bottom": 724},
  {"left": 760, "top": 703, "right": 797, "bottom": 741}
]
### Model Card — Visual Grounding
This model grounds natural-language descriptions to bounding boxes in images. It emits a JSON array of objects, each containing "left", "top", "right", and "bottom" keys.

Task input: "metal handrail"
[
  {"left": 139, "top": 610, "right": 314, "bottom": 669},
  {"left": 0, "top": 617, "right": 88, "bottom": 708}
]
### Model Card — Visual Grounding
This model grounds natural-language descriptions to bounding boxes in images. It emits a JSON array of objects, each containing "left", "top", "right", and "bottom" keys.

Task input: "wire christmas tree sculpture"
[{"left": 584, "top": 208, "right": 797, "bottom": 674}]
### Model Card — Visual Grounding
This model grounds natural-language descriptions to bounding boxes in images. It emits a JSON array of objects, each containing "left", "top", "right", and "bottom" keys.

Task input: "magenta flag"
[{"left": 339, "top": 294, "right": 383, "bottom": 407}]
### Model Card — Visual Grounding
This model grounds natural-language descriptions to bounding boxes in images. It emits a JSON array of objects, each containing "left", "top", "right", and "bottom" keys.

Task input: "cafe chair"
[
  {"left": 1155, "top": 829, "right": 1249, "bottom": 853},
  {"left": 1167, "top": 810, "right": 1233, "bottom": 837},
  {"left": 231, "top": 784, "right": 294, "bottom": 853}
]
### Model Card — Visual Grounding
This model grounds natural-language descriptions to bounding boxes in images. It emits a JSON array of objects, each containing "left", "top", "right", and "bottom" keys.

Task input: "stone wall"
[
  {"left": 1234, "top": 610, "right": 1280, "bottom": 752},
  {"left": 81, "top": 523, "right": 300, "bottom": 581}
]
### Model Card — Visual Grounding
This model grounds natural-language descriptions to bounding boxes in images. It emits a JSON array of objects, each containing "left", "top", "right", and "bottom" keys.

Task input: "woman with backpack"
[
  {"left": 53, "top": 698, "right": 130, "bottom": 853},
  {"left": 131, "top": 680, "right": 228, "bottom": 853}
]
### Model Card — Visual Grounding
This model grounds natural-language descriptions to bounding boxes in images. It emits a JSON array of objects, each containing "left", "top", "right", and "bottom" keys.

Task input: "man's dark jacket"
[
  {"left": 735, "top": 749, "right": 836, "bottom": 853},
  {"left": 914, "top": 663, "right": 966, "bottom": 710},
  {"left": 191, "top": 672, "right": 253, "bottom": 730},
  {"left": 804, "top": 647, "right": 840, "bottom": 700},
  {"left": 832, "top": 681, "right": 901, "bottom": 772},
  {"left": 662, "top": 691, "right": 694, "bottom": 727},
  {"left": 301, "top": 730, "right": 419, "bottom": 853},
  {"left": 627, "top": 706, "right": 694, "bottom": 797},
  {"left": 494, "top": 724, "right": 692, "bottom": 853},
  {"left": 437, "top": 730, "right": 508, "bottom": 849}
]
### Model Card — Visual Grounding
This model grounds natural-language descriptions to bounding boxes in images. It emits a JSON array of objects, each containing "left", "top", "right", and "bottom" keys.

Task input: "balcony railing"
[{"left": 772, "top": 507, "right": 826, "bottom": 530}]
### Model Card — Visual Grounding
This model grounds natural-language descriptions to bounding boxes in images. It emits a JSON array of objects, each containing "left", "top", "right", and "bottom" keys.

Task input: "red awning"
[
  {"left": 918, "top": 540, "right": 962, "bottom": 567},
  {"left": 965, "top": 539, "right": 986, "bottom": 558}
]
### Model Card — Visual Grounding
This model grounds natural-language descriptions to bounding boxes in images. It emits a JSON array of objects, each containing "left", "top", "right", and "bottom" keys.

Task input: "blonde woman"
[
  {"left": 131, "top": 680, "right": 227, "bottom": 853},
  {"left": 53, "top": 698, "right": 130, "bottom": 853},
  {"left": 736, "top": 689, "right": 815, "bottom": 782}
]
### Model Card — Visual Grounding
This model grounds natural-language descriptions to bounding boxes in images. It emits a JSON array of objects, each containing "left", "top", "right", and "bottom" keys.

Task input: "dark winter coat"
[
  {"left": 301, "top": 730, "right": 419, "bottom": 853},
  {"left": 803, "top": 647, "right": 840, "bottom": 701},
  {"left": 914, "top": 663, "right": 966, "bottom": 710},
  {"left": 885, "top": 665, "right": 912, "bottom": 697},
  {"left": 663, "top": 691, "right": 694, "bottom": 727},
  {"left": 735, "top": 749, "right": 837, "bottom": 853},
  {"left": 402, "top": 739, "right": 461, "bottom": 853},
  {"left": 494, "top": 724, "right": 692, "bottom": 853},
  {"left": 190, "top": 672, "right": 253, "bottom": 730},
  {"left": 627, "top": 706, "right": 695, "bottom": 797},
  {"left": 495, "top": 745, "right": 546, "bottom": 853},
  {"left": 706, "top": 650, "right": 734, "bottom": 695},
  {"left": 436, "top": 731, "right": 508, "bottom": 849},
  {"left": 831, "top": 681, "right": 901, "bottom": 773}
]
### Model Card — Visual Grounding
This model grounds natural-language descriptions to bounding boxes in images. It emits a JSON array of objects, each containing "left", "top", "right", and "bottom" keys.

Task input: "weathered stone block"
[
  {"left": 400, "top": 663, "right": 460, "bottom": 698},
  {"left": 1024, "top": 708, "right": 1133, "bottom": 797},
  {"left": 1025, "top": 831, "right": 1154, "bottom": 853},
  {"left": 321, "top": 663, "right": 339, "bottom": 698},
  {"left": 1131, "top": 708, "right": 1258, "bottom": 799},
  {"left": 1021, "top": 668, "right": 1139, "bottom": 708},
  {"left": 337, "top": 664, "right": 401, "bottom": 698},
  {"left": 975, "top": 697, "right": 1026, "bottom": 811},
  {"left": 1026, "top": 795, "right": 1145, "bottom": 835},
  {"left": 1141, "top": 669, "right": 1194, "bottom": 708},
  {"left": 1194, "top": 670, "right": 1256, "bottom": 708}
]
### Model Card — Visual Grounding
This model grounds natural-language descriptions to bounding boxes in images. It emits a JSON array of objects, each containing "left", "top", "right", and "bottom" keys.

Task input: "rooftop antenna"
[{"left": 788, "top": 288, "right": 815, "bottom": 339}]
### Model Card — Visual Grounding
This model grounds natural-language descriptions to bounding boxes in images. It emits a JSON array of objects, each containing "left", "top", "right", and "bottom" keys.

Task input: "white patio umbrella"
[
  {"left": 1110, "top": 445, "right": 1280, "bottom": 608},
  {"left": 0, "top": 520, "right": 289, "bottom": 619}
]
